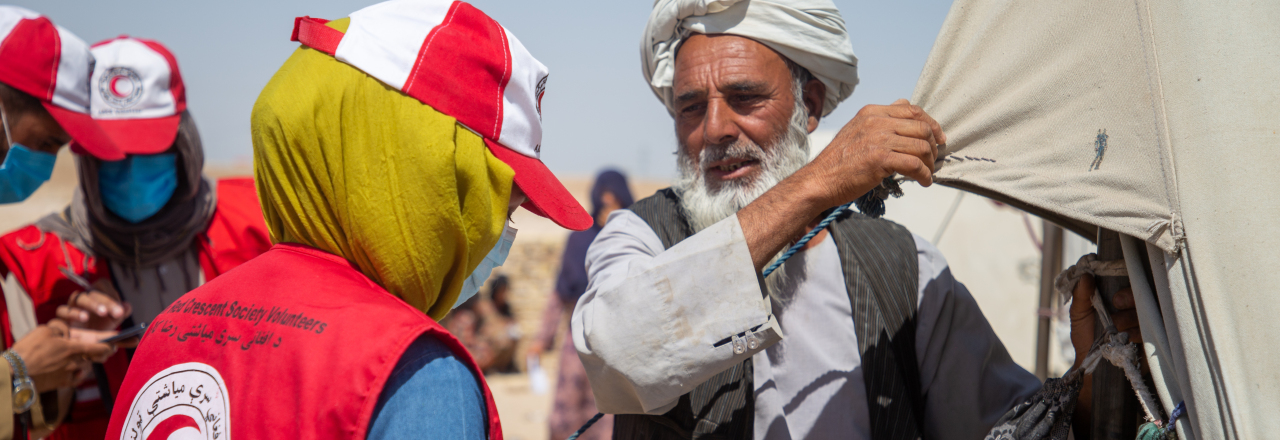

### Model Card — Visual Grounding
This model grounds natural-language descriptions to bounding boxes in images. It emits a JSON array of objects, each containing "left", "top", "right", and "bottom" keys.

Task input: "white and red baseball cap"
[
  {"left": 0, "top": 6, "right": 123, "bottom": 160},
  {"left": 89, "top": 36, "right": 186, "bottom": 155},
  {"left": 291, "top": 0, "right": 592, "bottom": 231}
]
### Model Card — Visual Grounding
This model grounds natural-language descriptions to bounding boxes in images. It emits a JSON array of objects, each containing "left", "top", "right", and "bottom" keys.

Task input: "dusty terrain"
[{"left": 0, "top": 153, "right": 1074, "bottom": 440}]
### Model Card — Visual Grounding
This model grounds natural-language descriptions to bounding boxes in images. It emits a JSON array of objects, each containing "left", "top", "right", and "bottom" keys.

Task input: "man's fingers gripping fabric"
[
  {"left": 885, "top": 101, "right": 946, "bottom": 146},
  {"left": 885, "top": 150, "right": 933, "bottom": 186}
]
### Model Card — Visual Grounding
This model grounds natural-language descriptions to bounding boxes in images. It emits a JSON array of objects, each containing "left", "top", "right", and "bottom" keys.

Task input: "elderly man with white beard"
[{"left": 570, "top": 1, "right": 1049, "bottom": 440}]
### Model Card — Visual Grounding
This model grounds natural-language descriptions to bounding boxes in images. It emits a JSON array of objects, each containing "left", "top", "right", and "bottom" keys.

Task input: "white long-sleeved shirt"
[{"left": 572, "top": 210, "right": 1040, "bottom": 440}]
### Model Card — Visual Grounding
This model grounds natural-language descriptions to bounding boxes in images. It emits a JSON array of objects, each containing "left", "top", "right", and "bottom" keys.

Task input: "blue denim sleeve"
[{"left": 367, "top": 334, "right": 488, "bottom": 440}]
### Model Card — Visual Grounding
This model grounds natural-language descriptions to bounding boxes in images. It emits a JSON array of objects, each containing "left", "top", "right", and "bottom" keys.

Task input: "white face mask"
[{"left": 453, "top": 222, "right": 517, "bottom": 309}]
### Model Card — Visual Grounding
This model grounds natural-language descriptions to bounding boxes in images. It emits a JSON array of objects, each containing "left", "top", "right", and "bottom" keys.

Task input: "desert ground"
[{"left": 0, "top": 151, "right": 1080, "bottom": 440}]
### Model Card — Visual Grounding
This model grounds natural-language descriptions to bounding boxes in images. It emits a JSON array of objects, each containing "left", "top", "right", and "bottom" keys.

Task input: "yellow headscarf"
[{"left": 250, "top": 18, "right": 513, "bottom": 321}]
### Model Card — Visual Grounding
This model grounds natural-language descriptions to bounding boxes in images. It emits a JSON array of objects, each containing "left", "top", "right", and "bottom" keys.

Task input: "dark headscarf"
[
  {"left": 37, "top": 110, "right": 216, "bottom": 267},
  {"left": 555, "top": 170, "right": 633, "bottom": 303}
]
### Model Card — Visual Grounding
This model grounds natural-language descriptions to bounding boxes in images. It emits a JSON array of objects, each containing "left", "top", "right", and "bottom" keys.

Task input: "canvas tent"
[{"left": 911, "top": 0, "right": 1280, "bottom": 439}]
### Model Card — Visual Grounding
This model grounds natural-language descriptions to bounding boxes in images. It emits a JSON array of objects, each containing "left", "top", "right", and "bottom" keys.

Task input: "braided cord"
[
  {"left": 567, "top": 412, "right": 605, "bottom": 440},
  {"left": 762, "top": 201, "right": 853, "bottom": 277}
]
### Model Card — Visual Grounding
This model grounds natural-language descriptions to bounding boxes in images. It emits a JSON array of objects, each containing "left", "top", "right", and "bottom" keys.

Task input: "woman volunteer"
[{"left": 106, "top": 1, "right": 591, "bottom": 439}]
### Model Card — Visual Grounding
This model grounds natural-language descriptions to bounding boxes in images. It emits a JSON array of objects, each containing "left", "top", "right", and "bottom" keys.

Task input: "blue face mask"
[
  {"left": 454, "top": 222, "right": 517, "bottom": 309},
  {"left": 0, "top": 103, "right": 56, "bottom": 204},
  {"left": 98, "top": 153, "right": 179, "bottom": 223},
  {"left": 0, "top": 144, "right": 56, "bottom": 204}
]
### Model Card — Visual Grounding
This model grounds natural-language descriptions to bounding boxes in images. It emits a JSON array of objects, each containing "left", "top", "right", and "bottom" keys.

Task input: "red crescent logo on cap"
[
  {"left": 98, "top": 66, "right": 144, "bottom": 110},
  {"left": 145, "top": 414, "right": 201, "bottom": 440},
  {"left": 109, "top": 76, "right": 131, "bottom": 98},
  {"left": 535, "top": 75, "right": 548, "bottom": 119}
]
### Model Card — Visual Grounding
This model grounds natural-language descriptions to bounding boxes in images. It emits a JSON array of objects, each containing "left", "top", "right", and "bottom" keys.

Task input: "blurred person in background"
[
  {"left": 104, "top": 2, "right": 592, "bottom": 438},
  {"left": 529, "top": 170, "right": 633, "bottom": 440},
  {"left": 0, "top": 36, "right": 270, "bottom": 439},
  {"left": 0, "top": 6, "right": 128, "bottom": 438},
  {"left": 449, "top": 275, "right": 520, "bottom": 374}
]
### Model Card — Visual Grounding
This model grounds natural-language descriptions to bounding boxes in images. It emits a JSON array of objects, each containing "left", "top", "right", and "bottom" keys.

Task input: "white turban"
[{"left": 641, "top": 0, "right": 858, "bottom": 117}]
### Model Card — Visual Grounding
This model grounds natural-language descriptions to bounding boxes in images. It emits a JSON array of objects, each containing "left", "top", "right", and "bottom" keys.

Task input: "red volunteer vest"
[
  {"left": 0, "top": 178, "right": 271, "bottom": 439},
  {"left": 105, "top": 244, "right": 504, "bottom": 440}
]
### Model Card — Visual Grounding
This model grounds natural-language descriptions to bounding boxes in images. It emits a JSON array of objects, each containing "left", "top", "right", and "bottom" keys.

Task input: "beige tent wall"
[
  {"left": 1150, "top": 2, "right": 1280, "bottom": 437},
  {"left": 913, "top": 0, "right": 1280, "bottom": 438}
]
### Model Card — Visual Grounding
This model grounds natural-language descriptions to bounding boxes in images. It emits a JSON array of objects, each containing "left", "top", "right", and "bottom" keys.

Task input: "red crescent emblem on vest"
[
  {"left": 110, "top": 76, "right": 130, "bottom": 98},
  {"left": 146, "top": 414, "right": 201, "bottom": 440}
]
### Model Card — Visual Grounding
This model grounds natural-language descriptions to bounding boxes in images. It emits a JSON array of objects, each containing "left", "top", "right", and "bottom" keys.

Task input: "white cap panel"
[
  {"left": 496, "top": 26, "right": 546, "bottom": 160},
  {"left": 90, "top": 38, "right": 177, "bottom": 119},
  {"left": 0, "top": 6, "right": 40, "bottom": 42},
  {"left": 336, "top": 0, "right": 452, "bottom": 91},
  {"left": 51, "top": 25, "right": 93, "bottom": 113}
]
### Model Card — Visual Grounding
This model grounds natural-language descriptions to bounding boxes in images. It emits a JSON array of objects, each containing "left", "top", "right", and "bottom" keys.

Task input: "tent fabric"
[{"left": 912, "top": 0, "right": 1280, "bottom": 438}]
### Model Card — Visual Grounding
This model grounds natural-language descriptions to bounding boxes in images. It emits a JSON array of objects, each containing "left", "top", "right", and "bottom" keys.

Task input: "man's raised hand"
[{"left": 802, "top": 99, "right": 945, "bottom": 208}]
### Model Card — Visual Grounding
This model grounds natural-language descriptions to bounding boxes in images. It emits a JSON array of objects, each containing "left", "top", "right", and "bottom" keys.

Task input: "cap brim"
[
  {"left": 43, "top": 103, "right": 125, "bottom": 160},
  {"left": 96, "top": 115, "right": 181, "bottom": 155},
  {"left": 485, "top": 139, "right": 592, "bottom": 231}
]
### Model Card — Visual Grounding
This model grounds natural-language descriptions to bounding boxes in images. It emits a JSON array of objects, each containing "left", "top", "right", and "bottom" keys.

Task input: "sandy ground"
[{"left": 0, "top": 152, "right": 1079, "bottom": 440}]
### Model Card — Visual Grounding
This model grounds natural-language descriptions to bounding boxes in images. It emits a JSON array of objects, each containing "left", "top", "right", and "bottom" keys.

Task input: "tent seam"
[{"left": 1134, "top": 0, "right": 1184, "bottom": 250}]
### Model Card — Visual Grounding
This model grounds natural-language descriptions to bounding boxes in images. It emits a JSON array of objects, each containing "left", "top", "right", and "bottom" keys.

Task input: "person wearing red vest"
[
  {"left": 0, "top": 37, "right": 270, "bottom": 439},
  {"left": 0, "top": 8, "right": 128, "bottom": 438},
  {"left": 106, "top": 2, "right": 593, "bottom": 439}
]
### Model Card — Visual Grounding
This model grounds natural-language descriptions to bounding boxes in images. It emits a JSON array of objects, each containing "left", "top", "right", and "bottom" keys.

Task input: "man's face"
[
  {"left": 3, "top": 104, "right": 70, "bottom": 155},
  {"left": 673, "top": 34, "right": 799, "bottom": 187},
  {"left": 671, "top": 34, "right": 815, "bottom": 232}
]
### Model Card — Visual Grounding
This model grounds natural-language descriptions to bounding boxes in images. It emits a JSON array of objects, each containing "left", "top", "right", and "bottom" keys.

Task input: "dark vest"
[{"left": 614, "top": 189, "right": 925, "bottom": 440}]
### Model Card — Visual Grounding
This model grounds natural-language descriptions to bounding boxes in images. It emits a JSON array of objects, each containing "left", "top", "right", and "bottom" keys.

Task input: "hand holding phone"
[{"left": 99, "top": 322, "right": 148, "bottom": 344}]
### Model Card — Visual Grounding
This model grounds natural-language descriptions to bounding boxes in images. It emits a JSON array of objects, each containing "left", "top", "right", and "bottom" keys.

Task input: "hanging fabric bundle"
[{"left": 853, "top": 177, "right": 903, "bottom": 219}]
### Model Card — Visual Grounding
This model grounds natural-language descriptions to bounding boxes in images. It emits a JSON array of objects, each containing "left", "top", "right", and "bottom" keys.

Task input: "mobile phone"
[{"left": 99, "top": 323, "right": 147, "bottom": 344}]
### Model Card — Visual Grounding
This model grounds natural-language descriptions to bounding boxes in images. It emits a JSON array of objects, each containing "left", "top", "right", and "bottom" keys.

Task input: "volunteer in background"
[
  {"left": 0, "top": 36, "right": 270, "bottom": 439},
  {"left": 447, "top": 275, "right": 521, "bottom": 374},
  {"left": 106, "top": 2, "right": 591, "bottom": 439},
  {"left": 529, "top": 169, "right": 633, "bottom": 440},
  {"left": 0, "top": 6, "right": 124, "bottom": 439}
]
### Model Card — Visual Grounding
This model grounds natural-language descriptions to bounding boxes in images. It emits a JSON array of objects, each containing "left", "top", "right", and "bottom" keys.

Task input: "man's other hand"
[
  {"left": 1067, "top": 273, "right": 1143, "bottom": 432},
  {"left": 802, "top": 98, "right": 945, "bottom": 208},
  {"left": 10, "top": 320, "right": 115, "bottom": 392},
  {"left": 1068, "top": 273, "right": 1143, "bottom": 370}
]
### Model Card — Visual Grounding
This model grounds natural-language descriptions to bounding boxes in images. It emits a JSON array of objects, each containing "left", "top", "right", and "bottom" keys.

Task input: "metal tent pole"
[{"left": 1034, "top": 220, "right": 1064, "bottom": 380}]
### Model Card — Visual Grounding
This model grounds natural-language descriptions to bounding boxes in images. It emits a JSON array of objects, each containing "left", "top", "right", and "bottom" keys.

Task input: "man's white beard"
[
  {"left": 674, "top": 99, "right": 812, "bottom": 233},
  {"left": 673, "top": 96, "right": 814, "bottom": 305}
]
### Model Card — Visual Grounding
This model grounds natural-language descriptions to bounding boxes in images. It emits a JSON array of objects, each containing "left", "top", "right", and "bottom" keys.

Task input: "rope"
[
  {"left": 1096, "top": 330, "right": 1161, "bottom": 423},
  {"left": 1054, "top": 253, "right": 1127, "bottom": 305},
  {"left": 1136, "top": 401, "right": 1184, "bottom": 440},
  {"left": 1165, "top": 401, "right": 1185, "bottom": 432},
  {"left": 1080, "top": 287, "right": 1165, "bottom": 428},
  {"left": 763, "top": 201, "right": 853, "bottom": 278},
  {"left": 566, "top": 412, "right": 604, "bottom": 440}
]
